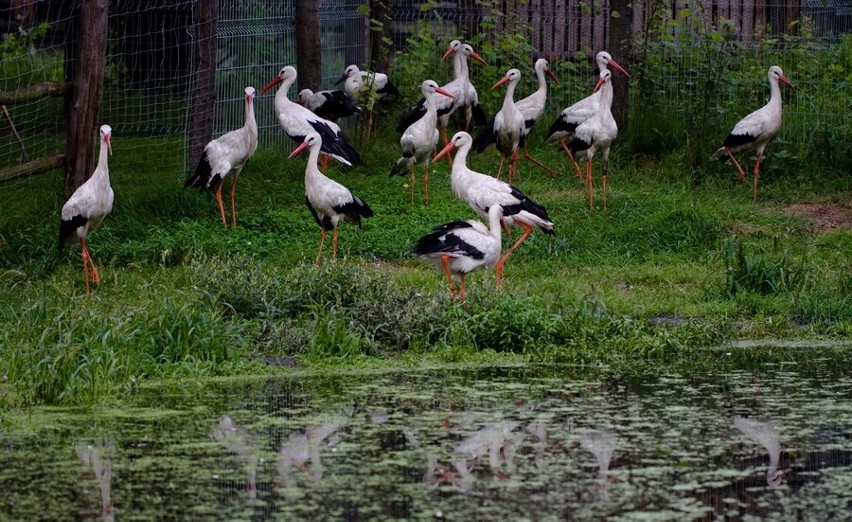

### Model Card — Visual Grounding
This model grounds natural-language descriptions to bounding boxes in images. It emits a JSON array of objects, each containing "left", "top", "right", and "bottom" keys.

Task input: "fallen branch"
[
  {"left": 0, "top": 82, "right": 72, "bottom": 104},
  {"left": 2, "top": 105, "right": 30, "bottom": 161},
  {"left": 0, "top": 154, "right": 64, "bottom": 183}
]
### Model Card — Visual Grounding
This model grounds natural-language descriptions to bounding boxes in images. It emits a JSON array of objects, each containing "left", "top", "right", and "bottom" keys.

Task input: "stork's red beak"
[
  {"left": 469, "top": 51, "right": 487, "bottom": 65},
  {"left": 435, "top": 87, "right": 455, "bottom": 99},
  {"left": 261, "top": 76, "right": 282, "bottom": 95},
  {"left": 105, "top": 134, "right": 112, "bottom": 156},
  {"left": 779, "top": 75, "right": 795, "bottom": 91},
  {"left": 441, "top": 46, "right": 455, "bottom": 61},
  {"left": 594, "top": 77, "right": 606, "bottom": 92},
  {"left": 433, "top": 140, "right": 456, "bottom": 162},
  {"left": 288, "top": 140, "right": 310, "bottom": 159},
  {"left": 546, "top": 68, "right": 559, "bottom": 84},
  {"left": 608, "top": 59, "right": 630, "bottom": 77},
  {"left": 491, "top": 75, "right": 511, "bottom": 90}
]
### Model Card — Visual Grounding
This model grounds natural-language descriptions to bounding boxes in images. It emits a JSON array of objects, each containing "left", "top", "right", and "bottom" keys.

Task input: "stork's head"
[
  {"left": 594, "top": 69, "right": 612, "bottom": 92},
  {"left": 288, "top": 132, "right": 322, "bottom": 159},
  {"left": 536, "top": 58, "right": 559, "bottom": 84},
  {"left": 462, "top": 44, "right": 487, "bottom": 65},
  {"left": 442, "top": 39, "right": 463, "bottom": 61},
  {"left": 261, "top": 66, "right": 296, "bottom": 94},
  {"left": 296, "top": 89, "right": 312, "bottom": 105},
  {"left": 99, "top": 124, "right": 112, "bottom": 156},
  {"left": 422, "top": 79, "right": 455, "bottom": 99},
  {"left": 434, "top": 131, "right": 472, "bottom": 162},
  {"left": 336, "top": 64, "right": 360, "bottom": 85},
  {"left": 491, "top": 68, "right": 521, "bottom": 90},
  {"left": 768, "top": 65, "right": 795, "bottom": 90},
  {"left": 244, "top": 86, "right": 255, "bottom": 105},
  {"left": 596, "top": 51, "right": 630, "bottom": 77}
]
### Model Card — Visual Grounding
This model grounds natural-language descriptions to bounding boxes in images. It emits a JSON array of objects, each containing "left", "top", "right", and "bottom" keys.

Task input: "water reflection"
[
  {"left": 278, "top": 413, "right": 347, "bottom": 501},
  {"left": 733, "top": 416, "right": 791, "bottom": 486},
  {"left": 2, "top": 368, "right": 851, "bottom": 520},
  {"left": 210, "top": 415, "right": 259, "bottom": 499},
  {"left": 75, "top": 439, "right": 114, "bottom": 522}
]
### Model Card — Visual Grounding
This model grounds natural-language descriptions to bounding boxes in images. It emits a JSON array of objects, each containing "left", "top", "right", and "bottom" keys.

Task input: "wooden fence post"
[
  {"left": 187, "top": 0, "right": 217, "bottom": 172},
  {"left": 609, "top": 0, "right": 633, "bottom": 129},
  {"left": 295, "top": 0, "right": 321, "bottom": 91},
  {"left": 64, "top": 0, "right": 108, "bottom": 193}
]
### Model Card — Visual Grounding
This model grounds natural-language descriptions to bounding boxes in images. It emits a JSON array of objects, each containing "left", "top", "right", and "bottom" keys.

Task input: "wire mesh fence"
[{"left": 0, "top": 0, "right": 849, "bottom": 193}]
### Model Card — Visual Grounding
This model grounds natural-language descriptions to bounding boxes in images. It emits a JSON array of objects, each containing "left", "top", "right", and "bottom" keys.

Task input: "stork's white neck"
[
  {"left": 450, "top": 142, "right": 471, "bottom": 181},
  {"left": 486, "top": 205, "right": 503, "bottom": 243},
  {"left": 453, "top": 52, "right": 469, "bottom": 80},
  {"left": 501, "top": 80, "right": 518, "bottom": 114},
  {"left": 245, "top": 96, "right": 257, "bottom": 134},
  {"left": 304, "top": 143, "right": 323, "bottom": 184},
  {"left": 767, "top": 76, "right": 783, "bottom": 109},
  {"left": 535, "top": 65, "right": 548, "bottom": 95},
  {"left": 598, "top": 80, "right": 614, "bottom": 112}
]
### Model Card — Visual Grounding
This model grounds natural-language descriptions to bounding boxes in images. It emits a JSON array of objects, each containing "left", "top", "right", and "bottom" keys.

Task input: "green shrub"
[{"left": 719, "top": 235, "right": 809, "bottom": 297}]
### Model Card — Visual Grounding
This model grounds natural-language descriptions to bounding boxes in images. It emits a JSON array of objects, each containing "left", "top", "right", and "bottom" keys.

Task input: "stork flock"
[{"left": 58, "top": 40, "right": 794, "bottom": 298}]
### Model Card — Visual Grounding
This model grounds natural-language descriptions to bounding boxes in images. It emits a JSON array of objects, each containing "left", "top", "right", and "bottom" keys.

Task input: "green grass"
[{"left": 1, "top": 118, "right": 850, "bottom": 407}]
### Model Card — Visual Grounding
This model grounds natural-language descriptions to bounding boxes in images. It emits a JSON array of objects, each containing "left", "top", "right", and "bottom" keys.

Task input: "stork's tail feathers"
[
  {"left": 382, "top": 81, "right": 400, "bottom": 97},
  {"left": 58, "top": 215, "right": 87, "bottom": 251},
  {"left": 472, "top": 104, "right": 488, "bottom": 126},
  {"left": 396, "top": 99, "right": 427, "bottom": 133},
  {"left": 185, "top": 151, "right": 218, "bottom": 190},
  {"left": 472, "top": 118, "right": 497, "bottom": 153}
]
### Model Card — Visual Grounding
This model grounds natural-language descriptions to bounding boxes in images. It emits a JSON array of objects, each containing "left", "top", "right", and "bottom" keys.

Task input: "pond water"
[{"left": 2, "top": 365, "right": 851, "bottom": 520}]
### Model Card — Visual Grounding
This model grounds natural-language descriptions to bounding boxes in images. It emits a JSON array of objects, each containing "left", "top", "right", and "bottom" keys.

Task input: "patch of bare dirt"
[{"left": 785, "top": 203, "right": 852, "bottom": 233}]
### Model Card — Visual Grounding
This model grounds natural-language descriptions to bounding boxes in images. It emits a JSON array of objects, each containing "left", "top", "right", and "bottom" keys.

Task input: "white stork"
[
  {"left": 396, "top": 41, "right": 488, "bottom": 147},
  {"left": 515, "top": 58, "right": 559, "bottom": 175},
  {"left": 289, "top": 132, "right": 374, "bottom": 265},
  {"left": 336, "top": 64, "right": 399, "bottom": 101},
  {"left": 297, "top": 86, "right": 361, "bottom": 122},
  {"left": 711, "top": 65, "right": 794, "bottom": 202},
  {"left": 411, "top": 205, "right": 504, "bottom": 299},
  {"left": 544, "top": 51, "right": 629, "bottom": 179},
  {"left": 733, "top": 417, "right": 791, "bottom": 486},
  {"left": 261, "top": 66, "right": 360, "bottom": 168},
  {"left": 185, "top": 86, "right": 258, "bottom": 228},
  {"left": 59, "top": 124, "right": 114, "bottom": 295},
  {"left": 391, "top": 79, "right": 455, "bottom": 205},
  {"left": 434, "top": 131, "right": 554, "bottom": 286},
  {"left": 564, "top": 70, "right": 618, "bottom": 211},
  {"left": 472, "top": 68, "right": 525, "bottom": 182}
]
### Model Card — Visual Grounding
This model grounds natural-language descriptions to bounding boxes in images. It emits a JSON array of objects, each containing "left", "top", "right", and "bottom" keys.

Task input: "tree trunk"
[
  {"left": 368, "top": 0, "right": 396, "bottom": 73},
  {"left": 608, "top": 0, "right": 632, "bottom": 129},
  {"left": 295, "top": 0, "right": 321, "bottom": 91},
  {"left": 187, "top": 0, "right": 218, "bottom": 172},
  {"left": 64, "top": 0, "right": 108, "bottom": 193}
]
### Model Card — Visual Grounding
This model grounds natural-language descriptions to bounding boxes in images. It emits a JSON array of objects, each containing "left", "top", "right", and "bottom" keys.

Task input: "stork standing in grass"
[
  {"left": 565, "top": 70, "right": 618, "bottom": 211},
  {"left": 262, "top": 66, "right": 360, "bottom": 169},
  {"left": 396, "top": 41, "right": 488, "bottom": 147},
  {"left": 185, "top": 86, "right": 258, "bottom": 228},
  {"left": 411, "top": 205, "right": 504, "bottom": 299},
  {"left": 297, "top": 84, "right": 361, "bottom": 122},
  {"left": 337, "top": 64, "right": 399, "bottom": 135},
  {"left": 515, "top": 58, "right": 559, "bottom": 176},
  {"left": 473, "top": 69, "right": 525, "bottom": 182},
  {"left": 391, "top": 79, "right": 455, "bottom": 205},
  {"left": 545, "top": 51, "right": 629, "bottom": 179},
  {"left": 289, "top": 132, "right": 373, "bottom": 265},
  {"left": 711, "top": 65, "right": 794, "bottom": 202},
  {"left": 434, "top": 131, "right": 554, "bottom": 286},
  {"left": 59, "top": 124, "right": 114, "bottom": 296}
]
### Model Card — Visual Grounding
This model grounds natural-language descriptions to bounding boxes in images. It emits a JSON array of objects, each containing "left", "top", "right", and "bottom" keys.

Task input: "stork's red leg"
[
  {"left": 441, "top": 127, "right": 454, "bottom": 166},
  {"left": 523, "top": 148, "right": 555, "bottom": 176},
  {"left": 321, "top": 154, "right": 330, "bottom": 174},
  {"left": 752, "top": 155, "right": 762, "bottom": 202},
  {"left": 602, "top": 160, "right": 608, "bottom": 212},
  {"left": 725, "top": 147, "right": 747, "bottom": 185},
  {"left": 229, "top": 170, "right": 239, "bottom": 228},
  {"left": 423, "top": 163, "right": 430, "bottom": 206},
  {"left": 501, "top": 219, "right": 512, "bottom": 238},
  {"left": 80, "top": 237, "right": 91, "bottom": 296},
  {"left": 332, "top": 229, "right": 339, "bottom": 258},
  {"left": 496, "top": 223, "right": 534, "bottom": 287},
  {"left": 459, "top": 274, "right": 467, "bottom": 300},
  {"left": 215, "top": 183, "right": 227, "bottom": 228},
  {"left": 509, "top": 150, "right": 519, "bottom": 183},
  {"left": 496, "top": 156, "right": 505, "bottom": 180},
  {"left": 560, "top": 139, "right": 583, "bottom": 180},
  {"left": 315, "top": 229, "right": 327, "bottom": 265},
  {"left": 440, "top": 255, "right": 457, "bottom": 296}
]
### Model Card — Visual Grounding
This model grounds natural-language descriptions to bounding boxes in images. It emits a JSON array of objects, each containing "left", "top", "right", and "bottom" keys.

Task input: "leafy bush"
[{"left": 718, "top": 235, "right": 810, "bottom": 297}]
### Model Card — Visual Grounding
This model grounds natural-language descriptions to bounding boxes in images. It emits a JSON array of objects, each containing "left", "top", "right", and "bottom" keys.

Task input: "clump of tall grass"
[{"left": 718, "top": 235, "right": 810, "bottom": 298}]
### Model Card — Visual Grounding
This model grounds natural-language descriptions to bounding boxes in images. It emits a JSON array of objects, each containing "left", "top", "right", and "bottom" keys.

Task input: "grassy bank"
[{"left": 1, "top": 125, "right": 850, "bottom": 407}]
